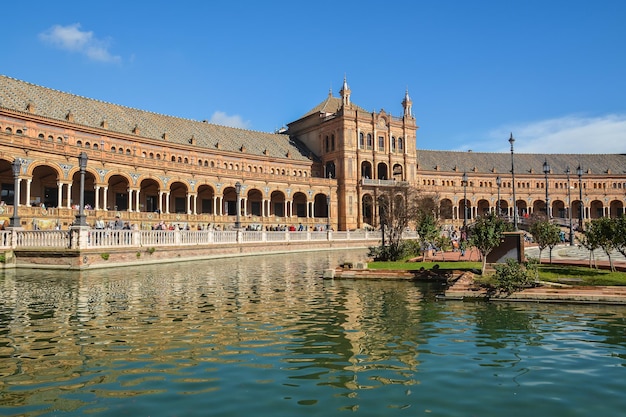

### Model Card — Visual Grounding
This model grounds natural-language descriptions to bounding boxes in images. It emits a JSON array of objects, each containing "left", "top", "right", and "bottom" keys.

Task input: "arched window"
[
  {"left": 398, "top": 137, "right": 403, "bottom": 151},
  {"left": 359, "top": 132, "right": 364, "bottom": 148},
  {"left": 76, "top": 140, "right": 83, "bottom": 147}
]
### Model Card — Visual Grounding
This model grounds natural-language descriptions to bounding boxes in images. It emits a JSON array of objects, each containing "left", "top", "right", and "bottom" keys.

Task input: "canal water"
[{"left": 1, "top": 250, "right": 625, "bottom": 417}]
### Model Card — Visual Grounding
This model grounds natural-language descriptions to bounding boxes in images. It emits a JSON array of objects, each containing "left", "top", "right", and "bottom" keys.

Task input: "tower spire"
[
  {"left": 339, "top": 75, "right": 351, "bottom": 107},
  {"left": 402, "top": 87, "right": 412, "bottom": 117}
]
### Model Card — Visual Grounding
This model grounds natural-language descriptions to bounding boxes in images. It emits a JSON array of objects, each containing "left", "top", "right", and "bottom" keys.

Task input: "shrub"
[
  {"left": 147, "top": 247, "right": 156, "bottom": 255},
  {"left": 100, "top": 253, "right": 110, "bottom": 260},
  {"left": 492, "top": 258, "right": 538, "bottom": 294}
]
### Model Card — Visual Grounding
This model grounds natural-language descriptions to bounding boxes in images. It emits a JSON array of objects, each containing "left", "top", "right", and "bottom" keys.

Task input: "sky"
[{"left": 2, "top": 0, "right": 625, "bottom": 154}]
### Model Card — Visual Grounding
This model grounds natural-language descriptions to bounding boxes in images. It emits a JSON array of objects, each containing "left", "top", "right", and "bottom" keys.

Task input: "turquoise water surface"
[{"left": 1, "top": 250, "right": 625, "bottom": 416}]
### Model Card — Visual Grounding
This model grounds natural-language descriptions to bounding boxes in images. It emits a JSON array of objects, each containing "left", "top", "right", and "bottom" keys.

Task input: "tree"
[
  {"left": 415, "top": 212, "right": 439, "bottom": 261},
  {"left": 585, "top": 217, "right": 618, "bottom": 272},
  {"left": 579, "top": 220, "right": 602, "bottom": 269},
  {"left": 614, "top": 215, "right": 626, "bottom": 259},
  {"left": 468, "top": 212, "right": 513, "bottom": 274},
  {"left": 369, "top": 186, "right": 439, "bottom": 261},
  {"left": 529, "top": 219, "right": 561, "bottom": 264}
]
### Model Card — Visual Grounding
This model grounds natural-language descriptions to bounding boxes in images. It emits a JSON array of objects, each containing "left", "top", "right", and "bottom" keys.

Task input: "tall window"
[
  {"left": 367, "top": 134, "right": 373, "bottom": 150},
  {"left": 391, "top": 137, "right": 396, "bottom": 152},
  {"left": 378, "top": 136, "right": 385, "bottom": 151},
  {"left": 398, "top": 137, "right": 403, "bottom": 151},
  {"left": 359, "top": 132, "right": 364, "bottom": 149}
]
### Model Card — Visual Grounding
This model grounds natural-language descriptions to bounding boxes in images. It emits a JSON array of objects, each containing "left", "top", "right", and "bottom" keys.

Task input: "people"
[{"left": 114, "top": 216, "right": 123, "bottom": 229}]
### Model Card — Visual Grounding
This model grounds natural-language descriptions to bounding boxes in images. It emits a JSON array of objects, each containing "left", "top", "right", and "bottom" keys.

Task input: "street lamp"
[
  {"left": 509, "top": 133, "right": 517, "bottom": 230},
  {"left": 496, "top": 176, "right": 501, "bottom": 217},
  {"left": 543, "top": 159, "right": 550, "bottom": 217},
  {"left": 577, "top": 165, "right": 584, "bottom": 231},
  {"left": 234, "top": 182, "right": 242, "bottom": 229},
  {"left": 9, "top": 158, "right": 22, "bottom": 228},
  {"left": 74, "top": 152, "right": 89, "bottom": 226},
  {"left": 462, "top": 172, "right": 468, "bottom": 230},
  {"left": 326, "top": 195, "right": 331, "bottom": 231},
  {"left": 565, "top": 167, "right": 574, "bottom": 246}
]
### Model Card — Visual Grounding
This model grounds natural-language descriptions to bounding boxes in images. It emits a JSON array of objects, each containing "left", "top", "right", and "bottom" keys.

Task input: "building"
[{"left": 0, "top": 75, "right": 625, "bottom": 231}]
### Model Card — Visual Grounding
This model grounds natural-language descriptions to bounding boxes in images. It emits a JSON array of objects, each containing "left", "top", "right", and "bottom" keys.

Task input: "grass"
[
  {"left": 537, "top": 265, "right": 626, "bottom": 286},
  {"left": 368, "top": 259, "right": 626, "bottom": 286}
]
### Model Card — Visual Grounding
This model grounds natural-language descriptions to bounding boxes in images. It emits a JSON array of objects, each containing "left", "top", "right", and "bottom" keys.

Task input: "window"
[
  {"left": 378, "top": 136, "right": 385, "bottom": 150},
  {"left": 398, "top": 137, "right": 403, "bottom": 151},
  {"left": 367, "top": 134, "right": 373, "bottom": 149},
  {"left": 359, "top": 132, "right": 364, "bottom": 149}
]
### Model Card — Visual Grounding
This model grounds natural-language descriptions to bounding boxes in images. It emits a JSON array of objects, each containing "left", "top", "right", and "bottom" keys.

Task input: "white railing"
[
  {"left": 16, "top": 230, "right": 71, "bottom": 248},
  {"left": 0, "top": 229, "right": 385, "bottom": 250}
]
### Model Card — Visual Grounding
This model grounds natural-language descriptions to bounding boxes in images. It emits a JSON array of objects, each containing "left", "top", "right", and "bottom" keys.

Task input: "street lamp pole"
[
  {"left": 565, "top": 167, "right": 574, "bottom": 245},
  {"left": 462, "top": 172, "right": 468, "bottom": 231},
  {"left": 577, "top": 165, "right": 584, "bottom": 231},
  {"left": 509, "top": 134, "right": 517, "bottom": 230},
  {"left": 326, "top": 195, "right": 331, "bottom": 231},
  {"left": 9, "top": 159, "right": 22, "bottom": 228},
  {"left": 543, "top": 159, "right": 551, "bottom": 217},
  {"left": 235, "top": 182, "right": 242, "bottom": 229},
  {"left": 74, "top": 152, "right": 89, "bottom": 226},
  {"left": 496, "top": 176, "right": 501, "bottom": 217}
]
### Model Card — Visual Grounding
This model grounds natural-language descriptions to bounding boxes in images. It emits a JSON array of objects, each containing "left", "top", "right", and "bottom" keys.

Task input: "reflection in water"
[{"left": 0, "top": 250, "right": 625, "bottom": 417}]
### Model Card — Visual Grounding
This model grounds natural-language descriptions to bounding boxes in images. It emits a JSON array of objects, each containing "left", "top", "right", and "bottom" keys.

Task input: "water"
[{"left": 1, "top": 250, "right": 625, "bottom": 417}]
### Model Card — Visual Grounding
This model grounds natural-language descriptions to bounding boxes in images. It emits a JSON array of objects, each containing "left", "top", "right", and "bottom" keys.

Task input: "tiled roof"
[
  {"left": 0, "top": 75, "right": 313, "bottom": 162},
  {"left": 417, "top": 150, "right": 626, "bottom": 176},
  {"left": 300, "top": 92, "right": 369, "bottom": 119}
]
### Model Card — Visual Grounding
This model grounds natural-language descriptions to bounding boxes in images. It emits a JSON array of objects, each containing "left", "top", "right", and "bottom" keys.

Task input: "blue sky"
[{"left": 3, "top": 0, "right": 625, "bottom": 154}]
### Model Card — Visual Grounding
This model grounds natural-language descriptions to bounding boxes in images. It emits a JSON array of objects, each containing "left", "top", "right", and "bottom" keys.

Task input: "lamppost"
[
  {"left": 9, "top": 158, "right": 22, "bottom": 228},
  {"left": 509, "top": 133, "right": 517, "bottom": 230},
  {"left": 462, "top": 172, "right": 468, "bottom": 231},
  {"left": 496, "top": 176, "right": 501, "bottom": 217},
  {"left": 577, "top": 165, "right": 584, "bottom": 231},
  {"left": 74, "top": 152, "right": 89, "bottom": 226},
  {"left": 234, "top": 181, "right": 241, "bottom": 229},
  {"left": 565, "top": 167, "right": 574, "bottom": 245},
  {"left": 543, "top": 159, "right": 550, "bottom": 217},
  {"left": 326, "top": 195, "right": 331, "bottom": 231}
]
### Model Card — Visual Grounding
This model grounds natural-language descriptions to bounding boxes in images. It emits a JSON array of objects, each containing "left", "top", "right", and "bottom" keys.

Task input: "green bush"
[
  {"left": 100, "top": 253, "right": 110, "bottom": 260},
  {"left": 492, "top": 258, "right": 538, "bottom": 293},
  {"left": 367, "top": 240, "right": 420, "bottom": 262}
]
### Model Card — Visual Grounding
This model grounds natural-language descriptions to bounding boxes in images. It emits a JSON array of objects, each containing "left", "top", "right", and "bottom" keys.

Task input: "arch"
[
  {"left": 552, "top": 199, "right": 566, "bottom": 219},
  {"left": 532, "top": 199, "right": 547, "bottom": 216},
  {"left": 106, "top": 174, "right": 130, "bottom": 211},
  {"left": 361, "top": 193, "right": 374, "bottom": 226},
  {"left": 589, "top": 200, "right": 603, "bottom": 219},
  {"left": 197, "top": 184, "right": 215, "bottom": 214},
  {"left": 377, "top": 162, "right": 388, "bottom": 180},
  {"left": 246, "top": 188, "right": 264, "bottom": 217},
  {"left": 325, "top": 161, "right": 336, "bottom": 179},
  {"left": 609, "top": 200, "right": 624, "bottom": 218},
  {"left": 270, "top": 190, "right": 286, "bottom": 217},
  {"left": 392, "top": 163, "right": 403, "bottom": 181},
  {"left": 477, "top": 199, "right": 490, "bottom": 216},
  {"left": 361, "top": 161, "right": 372, "bottom": 179},
  {"left": 31, "top": 164, "right": 62, "bottom": 208},
  {"left": 168, "top": 181, "right": 189, "bottom": 214},
  {"left": 440, "top": 198, "right": 453, "bottom": 220},
  {"left": 459, "top": 198, "right": 472, "bottom": 223},
  {"left": 138, "top": 178, "right": 162, "bottom": 213},
  {"left": 292, "top": 191, "right": 308, "bottom": 218}
]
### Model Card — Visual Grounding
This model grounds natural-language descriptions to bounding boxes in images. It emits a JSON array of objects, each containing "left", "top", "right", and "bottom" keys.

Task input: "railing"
[
  {"left": 361, "top": 178, "right": 409, "bottom": 187},
  {"left": 0, "top": 228, "right": 386, "bottom": 250}
]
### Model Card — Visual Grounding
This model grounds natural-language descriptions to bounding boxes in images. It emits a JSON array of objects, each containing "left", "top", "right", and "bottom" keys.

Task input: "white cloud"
[
  {"left": 209, "top": 111, "right": 251, "bottom": 129},
  {"left": 464, "top": 114, "right": 626, "bottom": 154},
  {"left": 39, "top": 23, "right": 121, "bottom": 63}
]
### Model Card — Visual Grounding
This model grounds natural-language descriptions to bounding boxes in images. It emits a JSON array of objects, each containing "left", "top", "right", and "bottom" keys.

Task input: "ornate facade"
[{"left": 0, "top": 75, "right": 624, "bottom": 231}]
